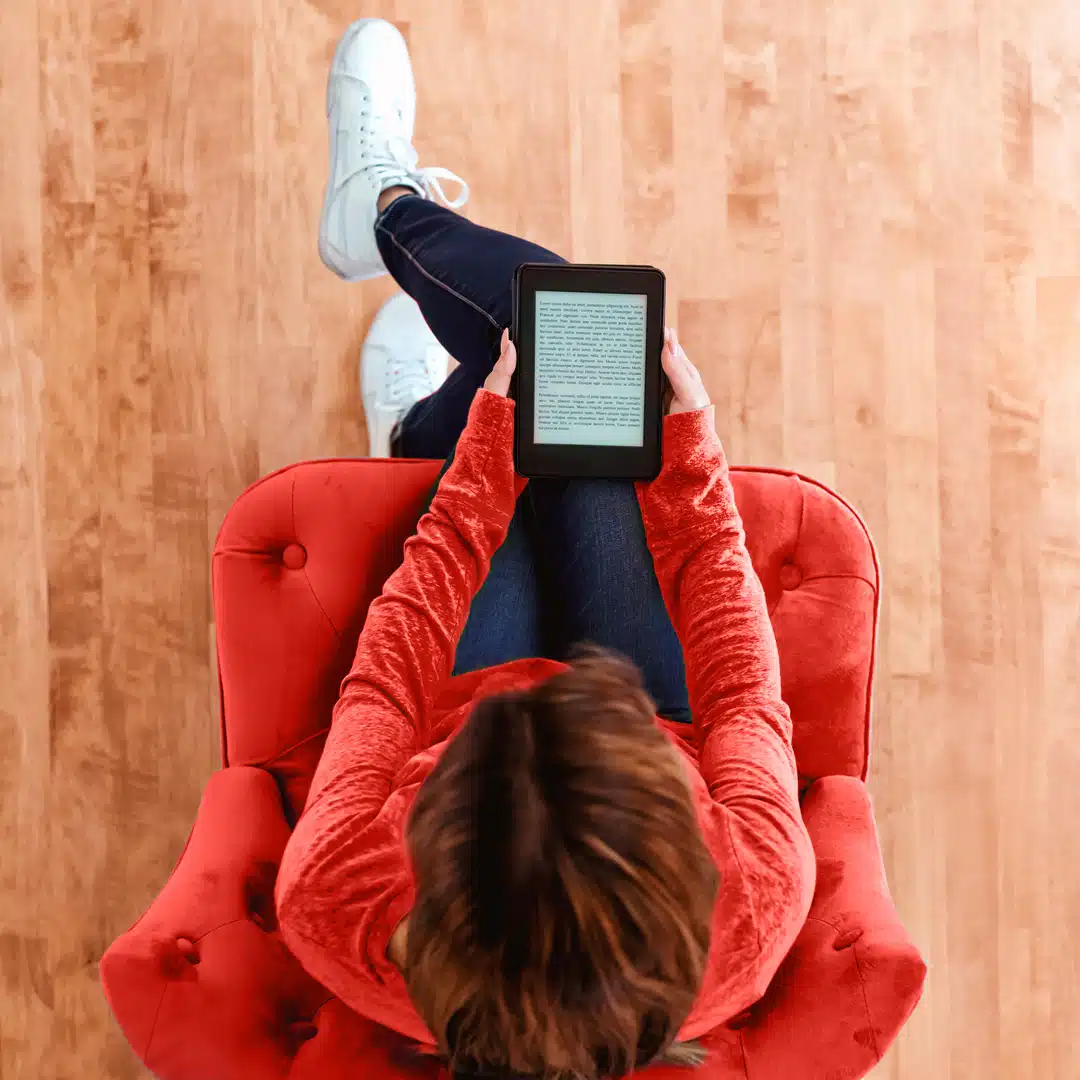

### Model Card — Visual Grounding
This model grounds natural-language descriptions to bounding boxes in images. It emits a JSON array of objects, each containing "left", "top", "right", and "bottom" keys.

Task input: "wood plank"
[{"left": 1, "top": 1, "right": 1079, "bottom": 1076}]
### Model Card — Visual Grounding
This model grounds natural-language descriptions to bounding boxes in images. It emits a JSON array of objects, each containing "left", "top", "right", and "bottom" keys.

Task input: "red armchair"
[{"left": 100, "top": 457, "right": 926, "bottom": 1079}]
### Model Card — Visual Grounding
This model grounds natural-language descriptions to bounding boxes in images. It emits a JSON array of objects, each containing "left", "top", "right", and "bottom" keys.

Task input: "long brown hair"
[{"left": 403, "top": 644, "right": 720, "bottom": 1078}]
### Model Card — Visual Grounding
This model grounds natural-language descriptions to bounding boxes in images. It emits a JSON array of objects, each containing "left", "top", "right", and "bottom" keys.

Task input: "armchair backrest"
[{"left": 212, "top": 459, "right": 878, "bottom": 824}]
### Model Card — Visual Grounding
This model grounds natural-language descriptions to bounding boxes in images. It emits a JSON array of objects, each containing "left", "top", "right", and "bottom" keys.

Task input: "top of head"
[{"left": 402, "top": 644, "right": 720, "bottom": 1080}]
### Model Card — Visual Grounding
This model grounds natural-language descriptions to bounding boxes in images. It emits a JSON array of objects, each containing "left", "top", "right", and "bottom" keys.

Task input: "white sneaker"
[
  {"left": 319, "top": 18, "right": 470, "bottom": 282},
  {"left": 362, "top": 292, "right": 451, "bottom": 458}
]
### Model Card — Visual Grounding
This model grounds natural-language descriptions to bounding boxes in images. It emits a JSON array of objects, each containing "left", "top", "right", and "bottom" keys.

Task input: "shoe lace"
[
  {"left": 382, "top": 133, "right": 470, "bottom": 209},
  {"left": 342, "top": 79, "right": 470, "bottom": 209},
  {"left": 392, "top": 365, "right": 437, "bottom": 405},
  {"left": 370, "top": 343, "right": 445, "bottom": 408}
]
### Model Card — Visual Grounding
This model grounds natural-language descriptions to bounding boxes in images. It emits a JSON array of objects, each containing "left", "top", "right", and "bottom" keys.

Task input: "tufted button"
[
  {"left": 834, "top": 927, "right": 864, "bottom": 950},
  {"left": 778, "top": 561, "right": 803, "bottom": 590},
  {"left": 283, "top": 1020, "right": 319, "bottom": 1053},
  {"left": 727, "top": 1009, "right": 753, "bottom": 1030},
  {"left": 245, "top": 861, "right": 280, "bottom": 932},
  {"left": 282, "top": 543, "right": 307, "bottom": 569},
  {"left": 175, "top": 937, "right": 200, "bottom": 965}
]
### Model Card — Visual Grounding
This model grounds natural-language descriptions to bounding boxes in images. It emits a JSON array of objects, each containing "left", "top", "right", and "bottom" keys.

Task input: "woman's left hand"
[
  {"left": 483, "top": 329, "right": 517, "bottom": 397},
  {"left": 481, "top": 328, "right": 526, "bottom": 496}
]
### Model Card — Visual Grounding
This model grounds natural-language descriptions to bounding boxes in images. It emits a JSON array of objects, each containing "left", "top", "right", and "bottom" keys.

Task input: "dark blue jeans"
[{"left": 375, "top": 196, "right": 689, "bottom": 722}]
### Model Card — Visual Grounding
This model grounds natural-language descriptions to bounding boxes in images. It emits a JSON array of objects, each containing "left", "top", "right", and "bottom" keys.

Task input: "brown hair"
[{"left": 403, "top": 644, "right": 720, "bottom": 1079}]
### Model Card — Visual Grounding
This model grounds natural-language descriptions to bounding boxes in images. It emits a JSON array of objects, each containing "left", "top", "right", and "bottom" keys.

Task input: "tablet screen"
[{"left": 533, "top": 290, "right": 647, "bottom": 447}]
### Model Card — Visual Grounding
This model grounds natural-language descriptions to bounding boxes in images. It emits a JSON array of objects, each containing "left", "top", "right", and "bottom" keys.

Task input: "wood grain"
[{"left": 2, "top": 0, "right": 1079, "bottom": 1077}]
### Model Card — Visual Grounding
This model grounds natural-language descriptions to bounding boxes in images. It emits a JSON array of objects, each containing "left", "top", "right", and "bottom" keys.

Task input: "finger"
[
  {"left": 666, "top": 336, "right": 701, "bottom": 387},
  {"left": 484, "top": 335, "right": 517, "bottom": 396},
  {"left": 671, "top": 329, "right": 693, "bottom": 372},
  {"left": 661, "top": 338, "right": 694, "bottom": 387}
]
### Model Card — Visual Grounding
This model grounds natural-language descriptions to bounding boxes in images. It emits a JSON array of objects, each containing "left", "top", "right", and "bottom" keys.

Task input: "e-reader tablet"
[{"left": 510, "top": 263, "right": 667, "bottom": 480}]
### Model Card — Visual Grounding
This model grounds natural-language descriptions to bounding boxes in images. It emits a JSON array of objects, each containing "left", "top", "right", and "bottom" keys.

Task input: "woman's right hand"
[{"left": 661, "top": 327, "right": 711, "bottom": 415}]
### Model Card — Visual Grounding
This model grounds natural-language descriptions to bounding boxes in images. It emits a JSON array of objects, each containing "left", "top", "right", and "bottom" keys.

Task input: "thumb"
[{"left": 484, "top": 329, "right": 517, "bottom": 397}]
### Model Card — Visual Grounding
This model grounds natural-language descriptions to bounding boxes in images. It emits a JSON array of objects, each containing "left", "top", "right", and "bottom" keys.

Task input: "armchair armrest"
[
  {"left": 738, "top": 776, "right": 927, "bottom": 1079},
  {"left": 100, "top": 766, "right": 328, "bottom": 1079},
  {"left": 802, "top": 776, "right": 914, "bottom": 928}
]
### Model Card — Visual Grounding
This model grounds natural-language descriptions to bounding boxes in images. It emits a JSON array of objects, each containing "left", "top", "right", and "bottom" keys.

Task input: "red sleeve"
[
  {"left": 635, "top": 409, "right": 816, "bottom": 964},
  {"left": 305, "top": 388, "right": 523, "bottom": 814},
  {"left": 275, "top": 389, "right": 524, "bottom": 989}
]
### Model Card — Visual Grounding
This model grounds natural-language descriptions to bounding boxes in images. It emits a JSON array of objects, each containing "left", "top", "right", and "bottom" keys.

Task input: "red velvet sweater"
[{"left": 275, "top": 389, "right": 816, "bottom": 1048}]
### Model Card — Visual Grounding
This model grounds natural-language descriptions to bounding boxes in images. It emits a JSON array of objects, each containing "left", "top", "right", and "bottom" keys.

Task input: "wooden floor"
[{"left": 2, "top": 0, "right": 1079, "bottom": 1076}]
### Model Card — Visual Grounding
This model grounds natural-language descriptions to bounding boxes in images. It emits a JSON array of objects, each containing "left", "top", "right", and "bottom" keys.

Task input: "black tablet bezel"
[{"left": 510, "top": 263, "right": 667, "bottom": 480}]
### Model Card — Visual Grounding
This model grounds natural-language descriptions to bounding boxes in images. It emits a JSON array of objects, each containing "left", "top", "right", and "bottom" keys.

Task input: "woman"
[{"left": 275, "top": 18, "right": 816, "bottom": 1079}]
